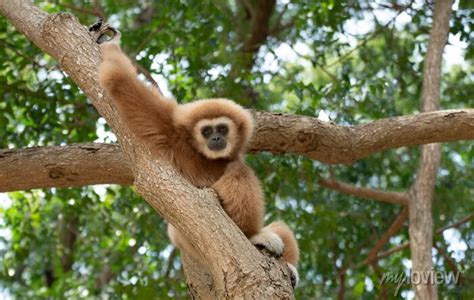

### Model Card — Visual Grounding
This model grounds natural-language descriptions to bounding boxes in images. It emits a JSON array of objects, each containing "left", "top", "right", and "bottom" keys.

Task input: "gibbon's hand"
[{"left": 89, "top": 19, "right": 121, "bottom": 44}]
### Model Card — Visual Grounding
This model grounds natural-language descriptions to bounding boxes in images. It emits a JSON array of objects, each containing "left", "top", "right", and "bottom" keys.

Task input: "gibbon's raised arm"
[{"left": 98, "top": 42, "right": 177, "bottom": 146}]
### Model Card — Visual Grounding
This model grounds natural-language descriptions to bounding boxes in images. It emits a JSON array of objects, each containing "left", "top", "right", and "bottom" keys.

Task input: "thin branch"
[
  {"left": 164, "top": 247, "right": 179, "bottom": 278},
  {"left": 325, "top": 3, "right": 411, "bottom": 68},
  {"left": 375, "top": 242, "right": 409, "bottom": 261},
  {"left": 133, "top": 59, "right": 161, "bottom": 90},
  {"left": 55, "top": 1, "right": 105, "bottom": 19},
  {"left": 433, "top": 244, "right": 463, "bottom": 284},
  {"left": 292, "top": 46, "right": 338, "bottom": 82},
  {"left": 365, "top": 207, "right": 409, "bottom": 264},
  {"left": 319, "top": 178, "right": 409, "bottom": 205},
  {"left": 0, "top": 39, "right": 42, "bottom": 68},
  {"left": 367, "top": 213, "right": 472, "bottom": 264},
  {"left": 133, "top": 24, "right": 165, "bottom": 55},
  {"left": 269, "top": 2, "right": 293, "bottom": 36},
  {"left": 436, "top": 213, "right": 474, "bottom": 234}
]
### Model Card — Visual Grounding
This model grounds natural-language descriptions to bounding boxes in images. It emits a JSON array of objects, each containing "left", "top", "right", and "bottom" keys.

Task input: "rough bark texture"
[
  {"left": 0, "top": 143, "right": 132, "bottom": 191},
  {"left": 0, "top": 1, "right": 294, "bottom": 298},
  {"left": 408, "top": 1, "right": 453, "bottom": 299},
  {"left": 252, "top": 109, "right": 474, "bottom": 164},
  {"left": 1, "top": 108, "right": 473, "bottom": 192}
]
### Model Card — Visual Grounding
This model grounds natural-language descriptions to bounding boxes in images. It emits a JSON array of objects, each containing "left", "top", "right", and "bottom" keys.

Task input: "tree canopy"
[{"left": 0, "top": 0, "right": 473, "bottom": 299}]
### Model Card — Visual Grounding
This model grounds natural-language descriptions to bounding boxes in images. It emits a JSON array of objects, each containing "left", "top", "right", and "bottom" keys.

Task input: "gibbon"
[{"left": 93, "top": 24, "right": 299, "bottom": 286}]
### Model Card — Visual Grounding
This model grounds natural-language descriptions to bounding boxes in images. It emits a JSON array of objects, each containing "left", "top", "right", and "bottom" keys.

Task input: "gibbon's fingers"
[
  {"left": 88, "top": 18, "right": 103, "bottom": 32},
  {"left": 287, "top": 263, "right": 299, "bottom": 288},
  {"left": 89, "top": 19, "right": 121, "bottom": 44},
  {"left": 250, "top": 230, "right": 284, "bottom": 258}
]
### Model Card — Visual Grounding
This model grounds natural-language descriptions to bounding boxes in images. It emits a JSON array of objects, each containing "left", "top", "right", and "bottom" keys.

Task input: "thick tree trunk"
[{"left": 408, "top": 1, "right": 453, "bottom": 299}]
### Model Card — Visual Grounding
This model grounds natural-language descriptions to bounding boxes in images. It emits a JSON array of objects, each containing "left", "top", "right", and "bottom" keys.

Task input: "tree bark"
[
  {"left": 0, "top": 143, "right": 132, "bottom": 191},
  {"left": 408, "top": 1, "right": 453, "bottom": 299},
  {"left": 0, "top": 1, "right": 294, "bottom": 298},
  {"left": 1, "top": 108, "right": 473, "bottom": 192}
]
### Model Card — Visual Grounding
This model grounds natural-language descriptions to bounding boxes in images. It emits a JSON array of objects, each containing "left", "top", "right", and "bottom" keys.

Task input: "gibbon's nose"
[{"left": 208, "top": 135, "right": 226, "bottom": 151}]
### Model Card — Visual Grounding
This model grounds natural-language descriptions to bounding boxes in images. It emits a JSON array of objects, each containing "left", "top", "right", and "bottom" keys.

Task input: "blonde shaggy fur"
[{"left": 98, "top": 41, "right": 299, "bottom": 282}]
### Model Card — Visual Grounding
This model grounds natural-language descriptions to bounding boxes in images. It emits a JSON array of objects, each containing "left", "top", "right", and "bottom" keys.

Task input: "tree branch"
[
  {"left": 368, "top": 212, "right": 472, "bottom": 265},
  {"left": 0, "top": 143, "right": 133, "bottom": 192},
  {"left": 365, "top": 207, "right": 409, "bottom": 264},
  {"left": 1, "top": 108, "right": 473, "bottom": 192},
  {"left": 319, "top": 178, "right": 409, "bottom": 205},
  {"left": 433, "top": 244, "right": 463, "bottom": 284},
  {"left": 251, "top": 109, "right": 474, "bottom": 164},
  {"left": 435, "top": 213, "right": 473, "bottom": 234}
]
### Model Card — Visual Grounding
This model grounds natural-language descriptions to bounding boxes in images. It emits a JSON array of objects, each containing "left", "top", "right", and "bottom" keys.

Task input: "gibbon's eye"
[
  {"left": 216, "top": 124, "right": 228, "bottom": 135},
  {"left": 201, "top": 126, "right": 213, "bottom": 138}
]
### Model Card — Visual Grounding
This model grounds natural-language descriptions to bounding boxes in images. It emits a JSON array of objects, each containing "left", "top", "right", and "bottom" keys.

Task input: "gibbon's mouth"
[{"left": 208, "top": 139, "right": 227, "bottom": 151}]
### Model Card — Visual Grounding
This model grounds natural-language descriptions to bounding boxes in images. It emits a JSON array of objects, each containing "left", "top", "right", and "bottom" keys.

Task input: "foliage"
[{"left": 0, "top": 0, "right": 473, "bottom": 298}]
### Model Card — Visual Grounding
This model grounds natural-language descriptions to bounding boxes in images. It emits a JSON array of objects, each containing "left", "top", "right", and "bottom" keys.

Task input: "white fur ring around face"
[{"left": 250, "top": 230, "right": 284, "bottom": 257}]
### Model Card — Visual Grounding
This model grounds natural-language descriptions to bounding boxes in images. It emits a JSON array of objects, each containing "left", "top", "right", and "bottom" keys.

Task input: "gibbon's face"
[{"left": 193, "top": 116, "right": 237, "bottom": 159}]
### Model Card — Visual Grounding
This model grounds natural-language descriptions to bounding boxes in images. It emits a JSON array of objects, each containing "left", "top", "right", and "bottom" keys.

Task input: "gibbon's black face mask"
[{"left": 202, "top": 124, "right": 228, "bottom": 151}]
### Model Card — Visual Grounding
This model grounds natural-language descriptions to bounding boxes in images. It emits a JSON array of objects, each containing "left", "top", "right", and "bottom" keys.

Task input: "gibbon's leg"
[
  {"left": 94, "top": 24, "right": 177, "bottom": 147},
  {"left": 212, "top": 160, "right": 284, "bottom": 257},
  {"left": 167, "top": 224, "right": 203, "bottom": 263},
  {"left": 212, "top": 160, "right": 265, "bottom": 237},
  {"left": 265, "top": 221, "right": 300, "bottom": 287}
]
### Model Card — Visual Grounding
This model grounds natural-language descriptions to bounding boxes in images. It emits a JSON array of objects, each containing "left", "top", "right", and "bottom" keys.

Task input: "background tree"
[{"left": 0, "top": 0, "right": 473, "bottom": 299}]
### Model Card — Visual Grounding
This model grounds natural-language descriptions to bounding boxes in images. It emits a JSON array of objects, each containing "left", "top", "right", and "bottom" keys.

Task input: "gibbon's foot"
[
  {"left": 89, "top": 19, "right": 121, "bottom": 44},
  {"left": 287, "top": 263, "right": 299, "bottom": 288},
  {"left": 250, "top": 230, "right": 284, "bottom": 258}
]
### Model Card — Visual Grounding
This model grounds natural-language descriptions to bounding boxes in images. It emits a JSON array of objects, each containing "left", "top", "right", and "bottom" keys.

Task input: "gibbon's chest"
[{"left": 171, "top": 143, "right": 227, "bottom": 188}]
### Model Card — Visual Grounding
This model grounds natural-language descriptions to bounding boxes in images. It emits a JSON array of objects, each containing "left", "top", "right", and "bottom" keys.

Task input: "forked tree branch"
[
  {"left": 356, "top": 214, "right": 474, "bottom": 267},
  {"left": 367, "top": 213, "right": 472, "bottom": 265},
  {"left": 365, "top": 207, "right": 409, "bottom": 264}
]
